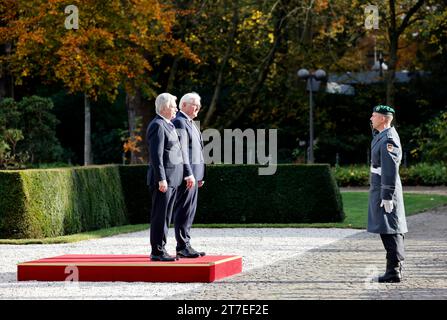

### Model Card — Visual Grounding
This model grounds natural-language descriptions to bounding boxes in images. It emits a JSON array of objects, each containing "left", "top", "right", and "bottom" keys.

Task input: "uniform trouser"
[
  {"left": 380, "top": 233, "right": 405, "bottom": 264},
  {"left": 173, "top": 182, "right": 198, "bottom": 251},
  {"left": 150, "top": 186, "right": 178, "bottom": 256}
]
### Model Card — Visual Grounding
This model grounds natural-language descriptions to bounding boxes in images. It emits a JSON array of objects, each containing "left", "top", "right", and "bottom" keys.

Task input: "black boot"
[{"left": 378, "top": 260, "right": 402, "bottom": 283}]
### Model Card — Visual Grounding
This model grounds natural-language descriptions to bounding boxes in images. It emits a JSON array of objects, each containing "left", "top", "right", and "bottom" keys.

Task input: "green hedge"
[
  {"left": 402, "top": 163, "right": 447, "bottom": 186},
  {"left": 333, "top": 163, "right": 447, "bottom": 187},
  {"left": 198, "top": 164, "right": 344, "bottom": 223},
  {"left": 0, "top": 166, "right": 128, "bottom": 239},
  {"left": 118, "top": 164, "right": 345, "bottom": 224},
  {"left": 118, "top": 165, "right": 151, "bottom": 224},
  {"left": 0, "top": 164, "right": 344, "bottom": 239}
]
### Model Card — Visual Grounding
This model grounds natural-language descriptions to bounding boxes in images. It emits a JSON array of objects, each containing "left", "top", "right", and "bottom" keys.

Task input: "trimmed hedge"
[
  {"left": 118, "top": 164, "right": 345, "bottom": 224},
  {"left": 333, "top": 163, "right": 447, "bottom": 187},
  {"left": 0, "top": 166, "right": 128, "bottom": 239},
  {"left": 117, "top": 165, "right": 151, "bottom": 224},
  {"left": 197, "top": 164, "right": 344, "bottom": 223},
  {"left": 0, "top": 164, "right": 344, "bottom": 239}
]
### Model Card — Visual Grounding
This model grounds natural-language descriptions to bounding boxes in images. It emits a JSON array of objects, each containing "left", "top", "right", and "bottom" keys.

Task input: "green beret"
[{"left": 373, "top": 105, "right": 395, "bottom": 115}]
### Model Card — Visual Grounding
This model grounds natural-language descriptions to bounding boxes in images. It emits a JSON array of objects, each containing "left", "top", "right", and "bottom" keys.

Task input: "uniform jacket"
[{"left": 368, "top": 126, "right": 408, "bottom": 234}]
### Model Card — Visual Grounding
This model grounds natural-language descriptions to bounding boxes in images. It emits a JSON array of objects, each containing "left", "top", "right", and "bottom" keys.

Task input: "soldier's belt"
[{"left": 370, "top": 166, "right": 382, "bottom": 176}]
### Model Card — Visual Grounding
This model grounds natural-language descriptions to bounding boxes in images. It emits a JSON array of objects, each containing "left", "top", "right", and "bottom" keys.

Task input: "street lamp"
[
  {"left": 372, "top": 50, "right": 388, "bottom": 77},
  {"left": 297, "top": 68, "right": 327, "bottom": 164}
]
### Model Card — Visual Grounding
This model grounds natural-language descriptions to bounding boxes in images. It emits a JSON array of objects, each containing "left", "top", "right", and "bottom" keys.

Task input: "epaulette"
[{"left": 386, "top": 129, "right": 394, "bottom": 140}]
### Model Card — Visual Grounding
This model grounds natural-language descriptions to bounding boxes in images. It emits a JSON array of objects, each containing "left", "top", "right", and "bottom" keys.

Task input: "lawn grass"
[
  {"left": 338, "top": 192, "right": 447, "bottom": 228},
  {"left": 1, "top": 192, "right": 446, "bottom": 244}
]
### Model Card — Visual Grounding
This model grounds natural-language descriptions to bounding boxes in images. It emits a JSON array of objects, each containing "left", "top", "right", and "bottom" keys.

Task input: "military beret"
[{"left": 373, "top": 105, "right": 395, "bottom": 115}]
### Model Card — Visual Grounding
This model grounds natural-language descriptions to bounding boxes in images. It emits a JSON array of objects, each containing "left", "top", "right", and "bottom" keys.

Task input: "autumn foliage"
[{"left": 0, "top": 0, "right": 198, "bottom": 101}]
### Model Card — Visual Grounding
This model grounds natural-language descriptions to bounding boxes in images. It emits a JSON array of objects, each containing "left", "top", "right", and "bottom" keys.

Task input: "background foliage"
[{"left": 0, "top": 0, "right": 446, "bottom": 167}]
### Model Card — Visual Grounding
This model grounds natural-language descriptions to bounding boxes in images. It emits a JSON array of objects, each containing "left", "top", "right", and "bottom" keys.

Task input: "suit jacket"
[
  {"left": 367, "top": 126, "right": 407, "bottom": 234},
  {"left": 172, "top": 112, "right": 206, "bottom": 181},
  {"left": 146, "top": 115, "right": 187, "bottom": 188}
]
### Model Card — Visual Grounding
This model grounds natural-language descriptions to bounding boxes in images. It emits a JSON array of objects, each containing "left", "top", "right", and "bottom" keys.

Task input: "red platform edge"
[{"left": 17, "top": 255, "right": 242, "bottom": 283}]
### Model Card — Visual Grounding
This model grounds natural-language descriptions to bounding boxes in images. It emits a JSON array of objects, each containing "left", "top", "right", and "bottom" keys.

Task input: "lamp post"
[
  {"left": 297, "top": 68, "right": 326, "bottom": 164},
  {"left": 372, "top": 50, "right": 388, "bottom": 76}
]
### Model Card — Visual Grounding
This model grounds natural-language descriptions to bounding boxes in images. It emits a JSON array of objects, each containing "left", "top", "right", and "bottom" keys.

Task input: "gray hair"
[
  {"left": 155, "top": 93, "right": 177, "bottom": 114},
  {"left": 384, "top": 114, "right": 394, "bottom": 123},
  {"left": 179, "top": 92, "right": 201, "bottom": 110}
]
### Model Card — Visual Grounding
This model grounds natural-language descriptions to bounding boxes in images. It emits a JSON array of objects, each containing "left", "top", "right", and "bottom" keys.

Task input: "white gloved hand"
[{"left": 380, "top": 200, "right": 394, "bottom": 213}]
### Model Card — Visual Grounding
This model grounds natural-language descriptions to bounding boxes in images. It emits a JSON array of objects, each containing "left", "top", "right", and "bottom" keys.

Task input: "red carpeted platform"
[{"left": 17, "top": 254, "right": 242, "bottom": 283}]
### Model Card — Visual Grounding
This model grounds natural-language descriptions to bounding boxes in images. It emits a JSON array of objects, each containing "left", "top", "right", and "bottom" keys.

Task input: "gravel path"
[
  {"left": 170, "top": 206, "right": 447, "bottom": 300},
  {"left": 2, "top": 201, "right": 446, "bottom": 300},
  {"left": 0, "top": 228, "right": 360, "bottom": 300}
]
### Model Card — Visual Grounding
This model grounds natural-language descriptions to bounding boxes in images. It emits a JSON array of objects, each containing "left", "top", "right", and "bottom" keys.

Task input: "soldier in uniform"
[{"left": 368, "top": 105, "right": 408, "bottom": 283}]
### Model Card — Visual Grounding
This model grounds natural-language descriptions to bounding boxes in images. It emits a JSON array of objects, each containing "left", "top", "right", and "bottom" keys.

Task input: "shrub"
[
  {"left": 0, "top": 164, "right": 344, "bottom": 238},
  {"left": 118, "top": 165, "right": 151, "bottom": 224},
  {"left": 119, "top": 164, "right": 345, "bottom": 224},
  {"left": 333, "top": 163, "right": 447, "bottom": 186},
  {"left": 0, "top": 166, "right": 127, "bottom": 238},
  {"left": 17, "top": 96, "right": 63, "bottom": 163},
  {"left": 401, "top": 162, "right": 447, "bottom": 186},
  {"left": 0, "top": 96, "right": 63, "bottom": 168},
  {"left": 332, "top": 165, "right": 370, "bottom": 187}
]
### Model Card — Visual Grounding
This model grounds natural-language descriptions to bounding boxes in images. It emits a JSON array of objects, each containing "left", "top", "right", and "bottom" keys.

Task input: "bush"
[
  {"left": 118, "top": 165, "right": 151, "bottom": 224},
  {"left": 0, "top": 98, "right": 28, "bottom": 169},
  {"left": 17, "top": 96, "right": 63, "bottom": 163},
  {"left": 401, "top": 162, "right": 447, "bottom": 186},
  {"left": 0, "top": 166, "right": 127, "bottom": 238},
  {"left": 412, "top": 111, "right": 447, "bottom": 163},
  {"left": 0, "top": 96, "right": 63, "bottom": 168},
  {"left": 332, "top": 165, "right": 370, "bottom": 187},
  {"left": 333, "top": 163, "right": 447, "bottom": 186},
  {"left": 119, "top": 164, "right": 345, "bottom": 224},
  {"left": 0, "top": 164, "right": 344, "bottom": 238},
  {"left": 196, "top": 164, "right": 345, "bottom": 223}
]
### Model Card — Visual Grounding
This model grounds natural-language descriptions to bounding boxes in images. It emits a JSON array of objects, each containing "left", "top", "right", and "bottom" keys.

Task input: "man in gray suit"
[
  {"left": 146, "top": 93, "right": 195, "bottom": 261},
  {"left": 172, "top": 92, "right": 206, "bottom": 258},
  {"left": 368, "top": 105, "right": 408, "bottom": 283}
]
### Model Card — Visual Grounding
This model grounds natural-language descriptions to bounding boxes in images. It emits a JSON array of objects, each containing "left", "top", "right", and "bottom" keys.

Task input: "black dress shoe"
[
  {"left": 176, "top": 247, "right": 201, "bottom": 258},
  {"left": 150, "top": 253, "right": 178, "bottom": 261},
  {"left": 184, "top": 245, "right": 206, "bottom": 257},
  {"left": 190, "top": 247, "right": 206, "bottom": 257}
]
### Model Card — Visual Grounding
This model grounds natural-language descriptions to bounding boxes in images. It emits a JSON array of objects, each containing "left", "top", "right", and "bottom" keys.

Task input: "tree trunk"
[
  {"left": 166, "top": 56, "right": 179, "bottom": 92},
  {"left": 203, "top": 1, "right": 239, "bottom": 128},
  {"left": 386, "top": 0, "right": 425, "bottom": 107},
  {"left": 0, "top": 43, "right": 14, "bottom": 100},
  {"left": 126, "top": 92, "right": 137, "bottom": 164},
  {"left": 84, "top": 93, "right": 92, "bottom": 166},
  {"left": 386, "top": 36, "right": 398, "bottom": 107},
  {"left": 386, "top": 0, "right": 398, "bottom": 107},
  {"left": 125, "top": 87, "right": 151, "bottom": 163}
]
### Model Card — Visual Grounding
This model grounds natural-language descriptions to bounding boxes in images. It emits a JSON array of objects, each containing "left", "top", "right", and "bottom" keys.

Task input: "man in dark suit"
[
  {"left": 146, "top": 93, "right": 195, "bottom": 261},
  {"left": 172, "top": 92, "right": 206, "bottom": 258}
]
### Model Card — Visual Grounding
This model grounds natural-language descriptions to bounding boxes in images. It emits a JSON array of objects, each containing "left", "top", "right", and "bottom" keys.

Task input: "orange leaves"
[
  {"left": 123, "top": 135, "right": 142, "bottom": 153},
  {"left": 0, "top": 0, "right": 196, "bottom": 102},
  {"left": 314, "top": 0, "right": 329, "bottom": 13}
]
